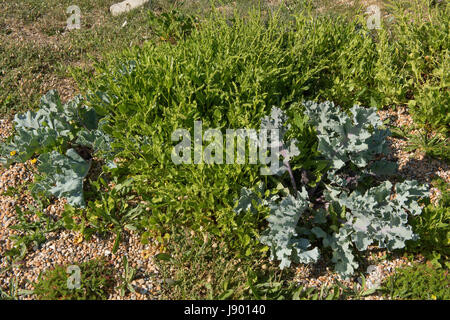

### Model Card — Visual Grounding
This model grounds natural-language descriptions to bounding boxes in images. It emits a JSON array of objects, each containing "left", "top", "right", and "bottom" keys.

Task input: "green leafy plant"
[
  {"left": 84, "top": 10, "right": 317, "bottom": 252},
  {"left": 245, "top": 268, "right": 376, "bottom": 300},
  {"left": 433, "top": 177, "right": 450, "bottom": 207},
  {"left": 236, "top": 103, "right": 429, "bottom": 278},
  {"left": 155, "top": 225, "right": 268, "bottom": 300},
  {"left": 119, "top": 255, "right": 137, "bottom": 297},
  {"left": 381, "top": 262, "right": 450, "bottom": 300},
  {"left": 58, "top": 176, "right": 146, "bottom": 252},
  {"left": 406, "top": 180, "right": 450, "bottom": 268},
  {"left": 0, "top": 277, "right": 34, "bottom": 300},
  {"left": 33, "top": 258, "right": 115, "bottom": 300},
  {"left": 334, "top": 274, "right": 378, "bottom": 300},
  {"left": 396, "top": 2, "right": 449, "bottom": 134},
  {"left": 5, "top": 202, "right": 62, "bottom": 262},
  {"left": 246, "top": 269, "right": 304, "bottom": 300},
  {"left": 0, "top": 90, "right": 115, "bottom": 208},
  {"left": 404, "top": 128, "right": 449, "bottom": 160},
  {"left": 377, "top": 0, "right": 449, "bottom": 140},
  {"left": 148, "top": 9, "right": 198, "bottom": 42},
  {"left": 245, "top": 267, "right": 344, "bottom": 300},
  {"left": 82, "top": 7, "right": 435, "bottom": 254}
]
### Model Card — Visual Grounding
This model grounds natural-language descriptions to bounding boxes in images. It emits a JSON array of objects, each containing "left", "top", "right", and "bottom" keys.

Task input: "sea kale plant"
[
  {"left": 236, "top": 101, "right": 429, "bottom": 279},
  {"left": 0, "top": 90, "right": 115, "bottom": 207},
  {"left": 302, "top": 100, "right": 396, "bottom": 187}
]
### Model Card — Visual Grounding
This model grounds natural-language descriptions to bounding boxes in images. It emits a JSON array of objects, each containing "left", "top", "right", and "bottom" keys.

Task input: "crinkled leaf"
[
  {"left": 259, "top": 106, "right": 300, "bottom": 175},
  {"left": 234, "top": 183, "right": 265, "bottom": 215},
  {"left": 32, "top": 149, "right": 91, "bottom": 208},
  {"left": 260, "top": 188, "right": 319, "bottom": 269},
  {"left": 367, "top": 160, "right": 398, "bottom": 176},
  {"left": 395, "top": 180, "right": 429, "bottom": 215},
  {"left": 303, "top": 100, "right": 390, "bottom": 174}
]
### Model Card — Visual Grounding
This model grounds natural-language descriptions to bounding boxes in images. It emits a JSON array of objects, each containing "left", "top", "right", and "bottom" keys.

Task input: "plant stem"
[{"left": 284, "top": 160, "right": 297, "bottom": 196}]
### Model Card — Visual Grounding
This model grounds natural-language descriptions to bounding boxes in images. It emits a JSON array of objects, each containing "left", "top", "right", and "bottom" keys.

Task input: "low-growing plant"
[
  {"left": 148, "top": 9, "right": 199, "bottom": 42},
  {"left": 334, "top": 275, "right": 378, "bottom": 300},
  {"left": 119, "top": 255, "right": 137, "bottom": 297},
  {"left": 404, "top": 128, "right": 449, "bottom": 160},
  {"left": 381, "top": 262, "right": 450, "bottom": 300},
  {"left": 246, "top": 269, "right": 310, "bottom": 300},
  {"left": 0, "top": 276, "right": 34, "bottom": 300},
  {"left": 33, "top": 258, "right": 115, "bottom": 300},
  {"left": 5, "top": 201, "right": 63, "bottom": 262},
  {"left": 155, "top": 224, "right": 270, "bottom": 300},
  {"left": 236, "top": 102, "right": 429, "bottom": 279},
  {"left": 245, "top": 269, "right": 377, "bottom": 300},
  {"left": 0, "top": 90, "right": 115, "bottom": 208},
  {"left": 379, "top": 0, "right": 449, "bottom": 135},
  {"left": 58, "top": 175, "right": 147, "bottom": 252},
  {"left": 433, "top": 177, "right": 450, "bottom": 207},
  {"left": 406, "top": 179, "right": 450, "bottom": 268},
  {"left": 245, "top": 267, "right": 347, "bottom": 300}
]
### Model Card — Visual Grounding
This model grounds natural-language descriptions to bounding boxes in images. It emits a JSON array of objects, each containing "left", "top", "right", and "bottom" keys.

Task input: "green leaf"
[
  {"left": 112, "top": 232, "right": 121, "bottom": 254},
  {"left": 32, "top": 149, "right": 91, "bottom": 208},
  {"left": 154, "top": 253, "right": 172, "bottom": 261}
]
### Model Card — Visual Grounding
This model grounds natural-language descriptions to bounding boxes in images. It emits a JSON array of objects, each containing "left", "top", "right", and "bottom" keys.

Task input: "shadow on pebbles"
[{"left": 0, "top": 109, "right": 448, "bottom": 299}]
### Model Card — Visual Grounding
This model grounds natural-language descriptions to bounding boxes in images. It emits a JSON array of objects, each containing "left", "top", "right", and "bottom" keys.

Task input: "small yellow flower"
[
  {"left": 30, "top": 158, "right": 37, "bottom": 164},
  {"left": 73, "top": 234, "right": 84, "bottom": 245},
  {"left": 141, "top": 249, "right": 152, "bottom": 260},
  {"left": 431, "top": 294, "right": 437, "bottom": 300},
  {"left": 10, "top": 150, "right": 16, "bottom": 156}
]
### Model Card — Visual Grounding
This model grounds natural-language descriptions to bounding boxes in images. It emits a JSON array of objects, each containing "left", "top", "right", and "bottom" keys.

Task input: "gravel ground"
[
  {"left": 0, "top": 164, "right": 165, "bottom": 300},
  {"left": 0, "top": 106, "right": 448, "bottom": 300},
  {"left": 293, "top": 248, "right": 423, "bottom": 300},
  {"left": 378, "top": 107, "right": 449, "bottom": 204}
]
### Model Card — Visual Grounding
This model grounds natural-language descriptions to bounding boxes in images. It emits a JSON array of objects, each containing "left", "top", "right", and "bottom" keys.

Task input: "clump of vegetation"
[
  {"left": 235, "top": 103, "right": 428, "bottom": 278},
  {"left": 406, "top": 178, "right": 449, "bottom": 268},
  {"left": 33, "top": 258, "right": 115, "bottom": 300},
  {"left": 82, "top": 7, "right": 406, "bottom": 255},
  {"left": 5, "top": 201, "right": 63, "bottom": 262},
  {"left": 148, "top": 9, "right": 199, "bottom": 42},
  {"left": 0, "top": 90, "right": 115, "bottom": 208},
  {"left": 374, "top": 0, "right": 449, "bottom": 159},
  {"left": 385, "top": 0, "right": 449, "bottom": 135},
  {"left": 381, "top": 262, "right": 450, "bottom": 300}
]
